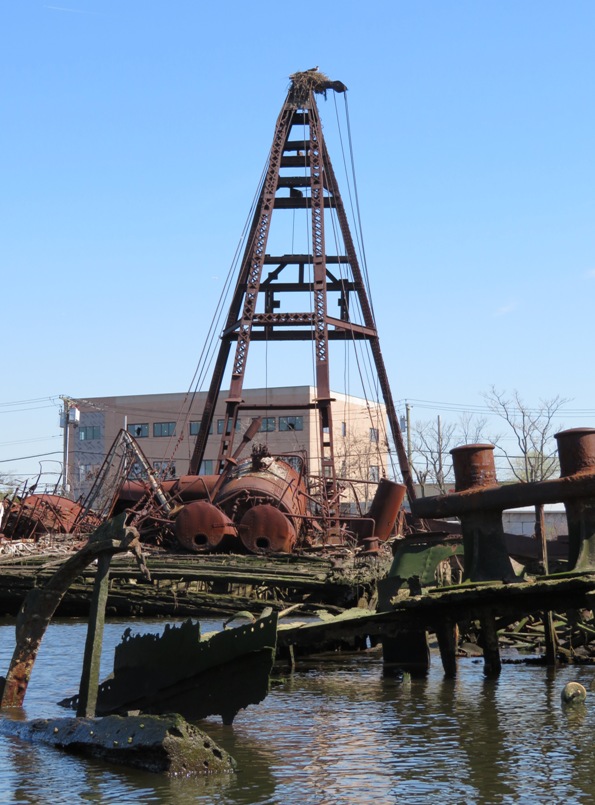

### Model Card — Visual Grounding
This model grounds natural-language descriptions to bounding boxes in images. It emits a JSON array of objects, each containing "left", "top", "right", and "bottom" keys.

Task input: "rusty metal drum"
[
  {"left": 175, "top": 500, "right": 238, "bottom": 552},
  {"left": 238, "top": 504, "right": 297, "bottom": 554}
]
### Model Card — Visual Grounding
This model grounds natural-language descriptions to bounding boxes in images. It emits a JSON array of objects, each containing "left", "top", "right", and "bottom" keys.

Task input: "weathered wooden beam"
[
  {"left": 277, "top": 574, "right": 595, "bottom": 652},
  {"left": 0, "top": 514, "right": 139, "bottom": 708},
  {"left": 77, "top": 553, "right": 112, "bottom": 718}
]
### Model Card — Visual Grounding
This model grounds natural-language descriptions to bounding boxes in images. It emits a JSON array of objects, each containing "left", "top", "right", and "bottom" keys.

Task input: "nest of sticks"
[{"left": 289, "top": 69, "right": 347, "bottom": 101}]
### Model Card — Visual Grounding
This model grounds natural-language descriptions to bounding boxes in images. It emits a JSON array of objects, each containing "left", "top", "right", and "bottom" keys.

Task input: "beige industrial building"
[{"left": 68, "top": 386, "right": 390, "bottom": 505}]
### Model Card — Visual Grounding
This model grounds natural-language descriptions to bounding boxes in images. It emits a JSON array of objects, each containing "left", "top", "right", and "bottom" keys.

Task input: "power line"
[
  {"left": 0, "top": 451, "right": 62, "bottom": 464},
  {"left": 0, "top": 404, "right": 58, "bottom": 415},
  {"left": 397, "top": 397, "right": 595, "bottom": 418},
  {"left": 0, "top": 396, "right": 59, "bottom": 407},
  {"left": 0, "top": 436, "right": 61, "bottom": 448}
]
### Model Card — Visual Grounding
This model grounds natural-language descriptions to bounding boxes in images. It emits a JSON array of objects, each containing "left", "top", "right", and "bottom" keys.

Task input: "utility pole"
[
  {"left": 437, "top": 414, "right": 443, "bottom": 489},
  {"left": 60, "top": 396, "right": 79, "bottom": 498},
  {"left": 406, "top": 403, "right": 412, "bottom": 475},
  {"left": 61, "top": 397, "right": 71, "bottom": 497}
]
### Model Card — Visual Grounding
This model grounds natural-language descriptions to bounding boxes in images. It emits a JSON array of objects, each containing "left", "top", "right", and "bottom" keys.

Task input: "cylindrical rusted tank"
[
  {"left": 214, "top": 457, "right": 307, "bottom": 527},
  {"left": 450, "top": 444, "right": 498, "bottom": 492},
  {"left": 238, "top": 504, "right": 297, "bottom": 554},
  {"left": 555, "top": 428, "right": 595, "bottom": 570},
  {"left": 174, "top": 500, "right": 238, "bottom": 553},
  {"left": 118, "top": 475, "right": 219, "bottom": 507},
  {"left": 365, "top": 478, "right": 407, "bottom": 541}
]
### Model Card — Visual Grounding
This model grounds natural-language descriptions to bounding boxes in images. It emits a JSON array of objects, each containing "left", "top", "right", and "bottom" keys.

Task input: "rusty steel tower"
[{"left": 189, "top": 69, "right": 415, "bottom": 506}]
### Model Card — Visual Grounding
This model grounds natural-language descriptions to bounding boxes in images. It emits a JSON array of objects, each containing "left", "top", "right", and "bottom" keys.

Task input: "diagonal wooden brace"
[{"left": 0, "top": 513, "right": 140, "bottom": 708}]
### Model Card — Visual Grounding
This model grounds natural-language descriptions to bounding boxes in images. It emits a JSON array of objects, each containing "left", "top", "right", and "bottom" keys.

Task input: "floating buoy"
[{"left": 561, "top": 682, "right": 587, "bottom": 705}]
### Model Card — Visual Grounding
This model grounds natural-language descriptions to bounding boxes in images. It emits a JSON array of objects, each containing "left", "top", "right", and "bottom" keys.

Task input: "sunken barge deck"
[{"left": 0, "top": 549, "right": 391, "bottom": 619}]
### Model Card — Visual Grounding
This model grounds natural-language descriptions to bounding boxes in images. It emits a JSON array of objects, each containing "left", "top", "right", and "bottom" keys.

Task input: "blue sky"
[{"left": 2, "top": 1, "right": 595, "bottom": 486}]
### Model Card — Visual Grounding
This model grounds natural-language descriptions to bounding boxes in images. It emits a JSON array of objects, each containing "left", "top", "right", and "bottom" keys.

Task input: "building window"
[
  {"left": 370, "top": 427, "right": 379, "bottom": 443},
  {"left": 128, "top": 423, "right": 148, "bottom": 439},
  {"left": 189, "top": 421, "right": 213, "bottom": 436},
  {"left": 200, "top": 459, "right": 214, "bottom": 475},
  {"left": 279, "top": 416, "right": 303, "bottom": 432},
  {"left": 259, "top": 417, "right": 276, "bottom": 432},
  {"left": 217, "top": 418, "right": 242, "bottom": 435},
  {"left": 153, "top": 461, "right": 176, "bottom": 479},
  {"left": 78, "top": 464, "right": 98, "bottom": 482},
  {"left": 153, "top": 422, "right": 176, "bottom": 437},
  {"left": 79, "top": 425, "right": 101, "bottom": 441},
  {"left": 369, "top": 465, "right": 380, "bottom": 482},
  {"left": 341, "top": 421, "right": 347, "bottom": 437}
]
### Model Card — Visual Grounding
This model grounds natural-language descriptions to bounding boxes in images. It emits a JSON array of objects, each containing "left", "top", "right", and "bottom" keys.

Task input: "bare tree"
[
  {"left": 410, "top": 413, "right": 499, "bottom": 495},
  {"left": 411, "top": 418, "right": 457, "bottom": 495},
  {"left": 334, "top": 425, "right": 388, "bottom": 508},
  {"left": 482, "top": 386, "right": 569, "bottom": 482},
  {"left": 0, "top": 473, "right": 15, "bottom": 496},
  {"left": 457, "top": 412, "right": 493, "bottom": 446}
]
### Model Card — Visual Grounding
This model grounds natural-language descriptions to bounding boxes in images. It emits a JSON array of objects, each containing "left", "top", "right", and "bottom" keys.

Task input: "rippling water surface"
[{"left": 1, "top": 617, "right": 594, "bottom": 804}]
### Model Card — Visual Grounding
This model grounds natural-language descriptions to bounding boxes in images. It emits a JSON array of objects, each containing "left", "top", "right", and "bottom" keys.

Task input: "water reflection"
[{"left": 2, "top": 622, "right": 595, "bottom": 803}]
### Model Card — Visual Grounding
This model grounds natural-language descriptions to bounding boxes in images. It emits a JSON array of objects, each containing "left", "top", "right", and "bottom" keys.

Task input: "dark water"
[{"left": 1, "top": 618, "right": 595, "bottom": 804}]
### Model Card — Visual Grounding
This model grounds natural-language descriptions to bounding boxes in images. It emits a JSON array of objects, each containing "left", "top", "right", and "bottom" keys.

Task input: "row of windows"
[
  {"left": 79, "top": 426, "right": 101, "bottom": 441},
  {"left": 127, "top": 416, "right": 305, "bottom": 439},
  {"left": 128, "top": 422, "right": 176, "bottom": 439},
  {"left": 83, "top": 417, "right": 374, "bottom": 442}
]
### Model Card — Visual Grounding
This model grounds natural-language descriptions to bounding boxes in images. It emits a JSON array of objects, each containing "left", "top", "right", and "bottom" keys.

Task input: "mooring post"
[
  {"left": 435, "top": 619, "right": 457, "bottom": 678},
  {"left": 555, "top": 428, "right": 595, "bottom": 571},
  {"left": 76, "top": 553, "right": 112, "bottom": 718},
  {"left": 450, "top": 445, "right": 516, "bottom": 583},
  {"left": 480, "top": 614, "right": 501, "bottom": 677},
  {"left": 535, "top": 503, "right": 557, "bottom": 665}
]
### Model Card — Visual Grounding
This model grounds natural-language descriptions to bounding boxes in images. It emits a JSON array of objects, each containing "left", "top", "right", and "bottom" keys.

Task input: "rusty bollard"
[
  {"left": 450, "top": 444, "right": 516, "bottom": 583},
  {"left": 555, "top": 428, "right": 595, "bottom": 571}
]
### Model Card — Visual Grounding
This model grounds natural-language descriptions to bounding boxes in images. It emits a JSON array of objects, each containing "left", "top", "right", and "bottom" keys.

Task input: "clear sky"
[{"left": 2, "top": 1, "right": 595, "bottom": 488}]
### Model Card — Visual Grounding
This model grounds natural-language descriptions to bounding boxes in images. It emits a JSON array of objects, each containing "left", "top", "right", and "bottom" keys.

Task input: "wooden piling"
[
  {"left": 436, "top": 619, "right": 457, "bottom": 677},
  {"left": 77, "top": 553, "right": 112, "bottom": 717},
  {"left": 480, "top": 615, "right": 501, "bottom": 677}
]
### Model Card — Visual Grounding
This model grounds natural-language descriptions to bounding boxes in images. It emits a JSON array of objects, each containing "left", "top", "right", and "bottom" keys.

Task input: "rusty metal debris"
[{"left": 60, "top": 612, "right": 278, "bottom": 725}]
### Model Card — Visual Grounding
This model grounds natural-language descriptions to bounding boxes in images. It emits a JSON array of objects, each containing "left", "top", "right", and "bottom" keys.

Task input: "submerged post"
[
  {"left": 0, "top": 514, "right": 140, "bottom": 709},
  {"left": 77, "top": 553, "right": 112, "bottom": 717}
]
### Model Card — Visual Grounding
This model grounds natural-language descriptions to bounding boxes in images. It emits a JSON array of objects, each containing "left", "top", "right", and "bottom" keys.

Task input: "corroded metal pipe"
[
  {"left": 365, "top": 478, "right": 406, "bottom": 541},
  {"left": 412, "top": 473, "right": 595, "bottom": 518},
  {"left": 555, "top": 428, "right": 595, "bottom": 570},
  {"left": 449, "top": 444, "right": 516, "bottom": 582}
]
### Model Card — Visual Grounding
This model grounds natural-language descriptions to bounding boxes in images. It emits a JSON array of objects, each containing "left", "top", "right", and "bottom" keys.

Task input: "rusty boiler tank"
[
  {"left": 174, "top": 452, "right": 307, "bottom": 554},
  {"left": 214, "top": 453, "right": 307, "bottom": 553}
]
